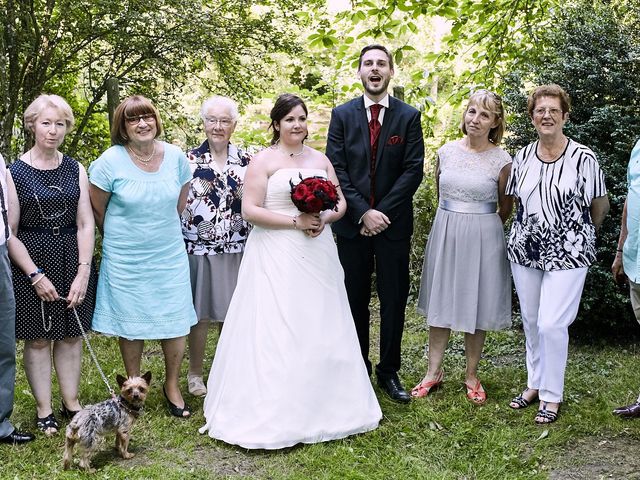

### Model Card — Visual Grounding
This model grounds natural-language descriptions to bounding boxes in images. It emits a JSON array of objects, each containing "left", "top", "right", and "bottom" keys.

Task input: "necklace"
[
  {"left": 278, "top": 143, "right": 305, "bottom": 157},
  {"left": 29, "top": 149, "right": 60, "bottom": 170},
  {"left": 128, "top": 142, "right": 156, "bottom": 163},
  {"left": 28, "top": 149, "right": 68, "bottom": 220}
]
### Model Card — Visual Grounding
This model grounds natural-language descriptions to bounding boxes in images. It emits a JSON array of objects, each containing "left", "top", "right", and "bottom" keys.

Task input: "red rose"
[
  {"left": 292, "top": 184, "right": 308, "bottom": 201},
  {"left": 306, "top": 196, "right": 323, "bottom": 212},
  {"left": 290, "top": 175, "right": 340, "bottom": 213}
]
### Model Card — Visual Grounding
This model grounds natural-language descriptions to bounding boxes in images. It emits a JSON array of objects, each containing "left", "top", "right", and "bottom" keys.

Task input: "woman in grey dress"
[{"left": 412, "top": 90, "right": 512, "bottom": 404}]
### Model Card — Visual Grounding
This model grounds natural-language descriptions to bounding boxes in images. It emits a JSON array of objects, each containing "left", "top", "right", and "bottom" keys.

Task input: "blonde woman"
[
  {"left": 7, "top": 94, "right": 96, "bottom": 435},
  {"left": 412, "top": 90, "right": 513, "bottom": 404}
]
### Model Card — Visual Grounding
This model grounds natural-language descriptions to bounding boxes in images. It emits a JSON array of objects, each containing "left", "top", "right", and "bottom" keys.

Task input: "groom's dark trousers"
[{"left": 326, "top": 95, "right": 424, "bottom": 378}]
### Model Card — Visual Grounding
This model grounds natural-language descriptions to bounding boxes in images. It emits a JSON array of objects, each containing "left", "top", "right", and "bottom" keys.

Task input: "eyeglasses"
[
  {"left": 203, "top": 117, "right": 233, "bottom": 127},
  {"left": 533, "top": 107, "right": 563, "bottom": 118},
  {"left": 125, "top": 114, "right": 156, "bottom": 125}
]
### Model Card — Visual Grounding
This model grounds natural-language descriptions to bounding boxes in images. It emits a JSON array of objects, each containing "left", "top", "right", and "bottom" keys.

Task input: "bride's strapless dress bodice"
[{"left": 263, "top": 168, "right": 327, "bottom": 215}]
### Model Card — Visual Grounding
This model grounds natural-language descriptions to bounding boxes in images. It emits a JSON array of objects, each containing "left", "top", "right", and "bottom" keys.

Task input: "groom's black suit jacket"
[
  {"left": 326, "top": 94, "right": 424, "bottom": 377},
  {"left": 326, "top": 95, "right": 424, "bottom": 240}
]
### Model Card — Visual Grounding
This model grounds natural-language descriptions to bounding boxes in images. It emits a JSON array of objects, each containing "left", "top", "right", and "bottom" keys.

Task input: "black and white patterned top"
[
  {"left": 506, "top": 139, "right": 607, "bottom": 271},
  {"left": 181, "top": 141, "right": 251, "bottom": 255}
]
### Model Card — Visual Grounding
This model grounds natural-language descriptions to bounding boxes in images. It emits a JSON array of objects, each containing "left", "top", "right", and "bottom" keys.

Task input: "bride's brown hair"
[{"left": 269, "top": 93, "right": 308, "bottom": 145}]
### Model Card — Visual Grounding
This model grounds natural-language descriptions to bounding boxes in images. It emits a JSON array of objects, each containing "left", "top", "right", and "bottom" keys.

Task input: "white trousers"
[{"left": 511, "top": 263, "right": 588, "bottom": 403}]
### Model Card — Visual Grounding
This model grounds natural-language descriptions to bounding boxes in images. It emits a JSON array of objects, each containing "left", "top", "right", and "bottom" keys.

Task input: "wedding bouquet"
[{"left": 289, "top": 174, "right": 339, "bottom": 214}]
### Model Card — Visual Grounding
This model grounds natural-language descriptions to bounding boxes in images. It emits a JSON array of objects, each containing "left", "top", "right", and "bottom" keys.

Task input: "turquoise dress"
[{"left": 89, "top": 143, "right": 197, "bottom": 339}]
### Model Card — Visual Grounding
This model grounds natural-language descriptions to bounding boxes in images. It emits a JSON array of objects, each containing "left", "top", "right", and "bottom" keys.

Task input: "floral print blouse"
[
  {"left": 506, "top": 139, "right": 607, "bottom": 271},
  {"left": 181, "top": 141, "right": 251, "bottom": 255}
]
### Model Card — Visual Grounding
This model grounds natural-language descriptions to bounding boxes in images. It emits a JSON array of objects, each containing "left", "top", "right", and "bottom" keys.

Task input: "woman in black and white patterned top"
[{"left": 506, "top": 84, "right": 609, "bottom": 424}]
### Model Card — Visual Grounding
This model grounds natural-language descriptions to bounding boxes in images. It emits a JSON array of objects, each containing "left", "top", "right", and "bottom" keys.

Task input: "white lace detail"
[{"left": 438, "top": 141, "right": 511, "bottom": 203}]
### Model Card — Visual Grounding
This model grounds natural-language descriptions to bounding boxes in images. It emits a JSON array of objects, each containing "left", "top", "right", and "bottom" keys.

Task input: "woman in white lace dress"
[{"left": 412, "top": 90, "right": 513, "bottom": 404}]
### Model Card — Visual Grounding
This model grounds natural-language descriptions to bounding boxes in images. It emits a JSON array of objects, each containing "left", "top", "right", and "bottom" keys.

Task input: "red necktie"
[{"left": 368, "top": 103, "right": 382, "bottom": 207}]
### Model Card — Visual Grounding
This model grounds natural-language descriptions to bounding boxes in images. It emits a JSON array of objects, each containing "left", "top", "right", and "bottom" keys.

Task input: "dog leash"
[{"left": 58, "top": 297, "right": 116, "bottom": 398}]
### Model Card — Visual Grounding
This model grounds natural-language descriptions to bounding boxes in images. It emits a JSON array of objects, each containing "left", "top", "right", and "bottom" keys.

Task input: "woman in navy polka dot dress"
[{"left": 6, "top": 94, "right": 96, "bottom": 436}]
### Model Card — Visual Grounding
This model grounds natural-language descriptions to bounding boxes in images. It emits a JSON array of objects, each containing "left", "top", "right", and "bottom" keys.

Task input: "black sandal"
[
  {"left": 163, "top": 384, "right": 191, "bottom": 418},
  {"left": 535, "top": 403, "right": 559, "bottom": 424},
  {"left": 60, "top": 400, "right": 81, "bottom": 419},
  {"left": 36, "top": 413, "right": 59, "bottom": 435},
  {"left": 509, "top": 388, "right": 538, "bottom": 410}
]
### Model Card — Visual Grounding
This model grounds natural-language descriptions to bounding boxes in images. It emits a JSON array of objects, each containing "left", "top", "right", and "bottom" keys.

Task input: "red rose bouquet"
[{"left": 289, "top": 174, "right": 339, "bottom": 214}]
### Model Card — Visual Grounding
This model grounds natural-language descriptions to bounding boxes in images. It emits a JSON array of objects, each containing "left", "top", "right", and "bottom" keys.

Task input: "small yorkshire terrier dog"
[{"left": 63, "top": 371, "right": 152, "bottom": 472}]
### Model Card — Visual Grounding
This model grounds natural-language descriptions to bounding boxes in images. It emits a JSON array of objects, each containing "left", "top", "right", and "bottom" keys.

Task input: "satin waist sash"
[{"left": 439, "top": 199, "right": 497, "bottom": 214}]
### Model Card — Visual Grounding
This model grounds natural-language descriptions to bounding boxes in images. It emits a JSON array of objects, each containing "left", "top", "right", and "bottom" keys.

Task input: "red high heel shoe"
[{"left": 410, "top": 370, "right": 444, "bottom": 398}]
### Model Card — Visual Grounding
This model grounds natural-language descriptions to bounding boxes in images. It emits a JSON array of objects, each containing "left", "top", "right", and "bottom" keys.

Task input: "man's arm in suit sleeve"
[
  {"left": 326, "top": 107, "right": 372, "bottom": 224},
  {"left": 376, "top": 109, "right": 425, "bottom": 216}
]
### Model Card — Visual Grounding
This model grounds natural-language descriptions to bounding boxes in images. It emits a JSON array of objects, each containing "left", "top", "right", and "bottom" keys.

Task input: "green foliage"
[
  {"left": 0, "top": 0, "right": 308, "bottom": 159},
  {"left": 409, "top": 173, "right": 438, "bottom": 302},
  {"left": 503, "top": 0, "right": 640, "bottom": 330}
]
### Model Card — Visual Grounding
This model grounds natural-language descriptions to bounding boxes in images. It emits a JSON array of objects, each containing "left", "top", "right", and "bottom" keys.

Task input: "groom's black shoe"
[
  {"left": 377, "top": 375, "right": 411, "bottom": 404},
  {"left": 0, "top": 429, "right": 35, "bottom": 445},
  {"left": 613, "top": 401, "right": 640, "bottom": 418}
]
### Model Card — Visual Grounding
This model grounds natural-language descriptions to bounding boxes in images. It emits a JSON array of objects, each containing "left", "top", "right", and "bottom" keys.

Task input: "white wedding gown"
[{"left": 199, "top": 168, "right": 381, "bottom": 449}]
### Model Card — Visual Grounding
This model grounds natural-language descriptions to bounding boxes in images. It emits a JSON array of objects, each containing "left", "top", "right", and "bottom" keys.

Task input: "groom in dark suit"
[{"left": 326, "top": 44, "right": 424, "bottom": 403}]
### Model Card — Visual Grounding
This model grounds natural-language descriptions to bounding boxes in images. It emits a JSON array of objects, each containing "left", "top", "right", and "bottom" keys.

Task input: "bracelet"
[
  {"left": 617, "top": 249, "right": 623, "bottom": 253},
  {"left": 26, "top": 267, "right": 43, "bottom": 280},
  {"left": 292, "top": 215, "right": 298, "bottom": 230},
  {"left": 78, "top": 261, "right": 90, "bottom": 266},
  {"left": 31, "top": 274, "right": 45, "bottom": 286}
]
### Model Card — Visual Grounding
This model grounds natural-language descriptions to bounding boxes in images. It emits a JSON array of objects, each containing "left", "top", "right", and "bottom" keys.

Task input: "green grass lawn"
[{"left": 3, "top": 307, "right": 640, "bottom": 479}]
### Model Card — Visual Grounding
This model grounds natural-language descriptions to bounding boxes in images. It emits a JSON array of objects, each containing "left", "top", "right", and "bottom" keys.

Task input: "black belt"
[{"left": 20, "top": 225, "right": 77, "bottom": 236}]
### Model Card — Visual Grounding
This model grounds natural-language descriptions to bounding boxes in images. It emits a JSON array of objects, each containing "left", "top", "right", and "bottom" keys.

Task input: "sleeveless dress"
[
  {"left": 88, "top": 143, "right": 197, "bottom": 339},
  {"left": 10, "top": 156, "right": 96, "bottom": 340},
  {"left": 199, "top": 168, "right": 381, "bottom": 450},
  {"left": 417, "top": 141, "right": 512, "bottom": 333}
]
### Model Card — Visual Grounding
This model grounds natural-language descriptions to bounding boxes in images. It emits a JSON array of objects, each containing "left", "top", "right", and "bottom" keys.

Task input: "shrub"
[{"left": 503, "top": 0, "right": 640, "bottom": 332}]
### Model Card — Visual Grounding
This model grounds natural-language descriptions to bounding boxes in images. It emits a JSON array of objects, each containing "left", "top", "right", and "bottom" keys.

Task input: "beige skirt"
[{"left": 188, "top": 252, "right": 243, "bottom": 322}]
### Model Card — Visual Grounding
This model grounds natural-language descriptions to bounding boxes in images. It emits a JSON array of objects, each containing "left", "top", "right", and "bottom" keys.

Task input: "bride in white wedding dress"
[{"left": 198, "top": 94, "right": 381, "bottom": 449}]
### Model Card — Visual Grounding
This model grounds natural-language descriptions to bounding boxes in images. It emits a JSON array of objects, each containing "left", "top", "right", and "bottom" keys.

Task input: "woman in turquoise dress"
[{"left": 89, "top": 95, "right": 197, "bottom": 418}]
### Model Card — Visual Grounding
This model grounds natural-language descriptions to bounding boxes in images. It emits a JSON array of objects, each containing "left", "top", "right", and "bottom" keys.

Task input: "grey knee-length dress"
[{"left": 417, "top": 141, "right": 512, "bottom": 333}]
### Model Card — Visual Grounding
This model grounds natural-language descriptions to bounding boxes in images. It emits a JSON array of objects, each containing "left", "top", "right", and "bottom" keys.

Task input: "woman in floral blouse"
[
  {"left": 181, "top": 96, "right": 251, "bottom": 397},
  {"left": 506, "top": 84, "right": 609, "bottom": 424}
]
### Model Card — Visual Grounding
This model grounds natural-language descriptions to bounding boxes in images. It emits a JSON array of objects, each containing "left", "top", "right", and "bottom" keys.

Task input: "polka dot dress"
[{"left": 10, "top": 156, "right": 96, "bottom": 340}]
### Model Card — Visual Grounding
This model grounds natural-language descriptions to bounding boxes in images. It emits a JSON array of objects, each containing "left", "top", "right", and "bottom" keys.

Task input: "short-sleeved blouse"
[
  {"left": 181, "top": 142, "right": 251, "bottom": 255},
  {"left": 623, "top": 139, "right": 640, "bottom": 282},
  {"left": 506, "top": 139, "right": 607, "bottom": 271},
  {"left": 89, "top": 142, "right": 197, "bottom": 339}
]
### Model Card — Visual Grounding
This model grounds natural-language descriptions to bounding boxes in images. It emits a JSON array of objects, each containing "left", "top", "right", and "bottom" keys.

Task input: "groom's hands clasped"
[{"left": 360, "top": 209, "right": 390, "bottom": 237}]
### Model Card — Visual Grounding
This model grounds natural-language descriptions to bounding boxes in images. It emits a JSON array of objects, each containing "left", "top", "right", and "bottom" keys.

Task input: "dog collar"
[{"left": 117, "top": 395, "right": 143, "bottom": 417}]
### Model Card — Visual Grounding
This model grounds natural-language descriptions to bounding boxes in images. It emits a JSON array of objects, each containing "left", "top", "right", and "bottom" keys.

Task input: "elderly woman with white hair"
[
  {"left": 182, "top": 96, "right": 252, "bottom": 397},
  {"left": 7, "top": 94, "right": 96, "bottom": 435}
]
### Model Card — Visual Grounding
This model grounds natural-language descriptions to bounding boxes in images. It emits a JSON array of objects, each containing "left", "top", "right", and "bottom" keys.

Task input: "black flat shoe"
[
  {"left": 35, "top": 413, "right": 59, "bottom": 436},
  {"left": 377, "top": 376, "right": 411, "bottom": 404},
  {"left": 163, "top": 384, "right": 191, "bottom": 418},
  {"left": 60, "top": 400, "right": 81, "bottom": 419},
  {"left": 0, "top": 429, "right": 35, "bottom": 444}
]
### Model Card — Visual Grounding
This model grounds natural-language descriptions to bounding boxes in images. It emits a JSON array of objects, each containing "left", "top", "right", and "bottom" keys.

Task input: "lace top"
[{"left": 438, "top": 140, "right": 511, "bottom": 203}]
